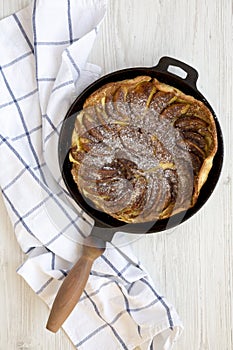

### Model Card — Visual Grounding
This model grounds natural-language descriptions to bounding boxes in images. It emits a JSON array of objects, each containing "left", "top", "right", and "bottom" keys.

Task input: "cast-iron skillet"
[{"left": 46, "top": 56, "right": 224, "bottom": 332}]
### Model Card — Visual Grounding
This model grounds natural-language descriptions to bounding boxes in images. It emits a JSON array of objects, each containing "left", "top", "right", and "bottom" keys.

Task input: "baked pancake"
[{"left": 69, "top": 76, "right": 218, "bottom": 223}]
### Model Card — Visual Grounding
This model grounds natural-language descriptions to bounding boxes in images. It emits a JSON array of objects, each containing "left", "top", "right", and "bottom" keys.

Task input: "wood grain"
[
  {"left": 0, "top": 0, "right": 232, "bottom": 349},
  {"left": 46, "top": 244, "right": 105, "bottom": 333}
]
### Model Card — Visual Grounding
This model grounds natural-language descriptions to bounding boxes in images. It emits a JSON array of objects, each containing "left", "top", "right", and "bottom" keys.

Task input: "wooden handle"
[{"left": 46, "top": 244, "right": 105, "bottom": 333}]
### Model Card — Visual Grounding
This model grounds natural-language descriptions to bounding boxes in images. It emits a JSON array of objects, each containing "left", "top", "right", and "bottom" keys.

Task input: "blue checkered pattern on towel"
[{"left": 0, "top": 1, "right": 183, "bottom": 349}]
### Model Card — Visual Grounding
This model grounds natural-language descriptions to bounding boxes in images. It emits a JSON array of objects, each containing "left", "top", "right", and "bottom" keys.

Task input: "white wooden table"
[{"left": 0, "top": 1, "right": 232, "bottom": 349}]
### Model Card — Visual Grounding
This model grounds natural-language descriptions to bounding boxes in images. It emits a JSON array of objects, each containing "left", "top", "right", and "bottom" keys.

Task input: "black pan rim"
[{"left": 58, "top": 58, "right": 224, "bottom": 234}]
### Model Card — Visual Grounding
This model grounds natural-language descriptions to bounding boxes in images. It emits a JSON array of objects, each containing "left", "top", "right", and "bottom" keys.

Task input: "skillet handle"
[
  {"left": 46, "top": 243, "right": 105, "bottom": 333},
  {"left": 153, "top": 56, "right": 199, "bottom": 89}
]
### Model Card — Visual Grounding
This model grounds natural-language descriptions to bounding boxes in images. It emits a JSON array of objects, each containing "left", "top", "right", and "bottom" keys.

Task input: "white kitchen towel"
[{"left": 0, "top": 1, "right": 183, "bottom": 349}]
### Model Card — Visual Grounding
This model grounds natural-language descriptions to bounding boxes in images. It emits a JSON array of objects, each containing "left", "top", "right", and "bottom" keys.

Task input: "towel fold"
[{"left": 0, "top": 1, "right": 183, "bottom": 349}]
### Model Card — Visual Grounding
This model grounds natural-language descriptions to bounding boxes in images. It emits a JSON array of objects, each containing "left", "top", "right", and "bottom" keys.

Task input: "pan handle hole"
[{"left": 167, "top": 65, "right": 187, "bottom": 79}]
